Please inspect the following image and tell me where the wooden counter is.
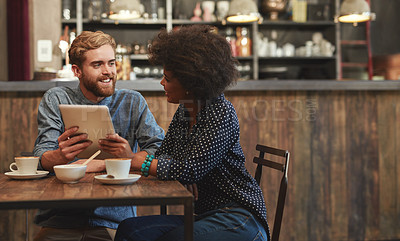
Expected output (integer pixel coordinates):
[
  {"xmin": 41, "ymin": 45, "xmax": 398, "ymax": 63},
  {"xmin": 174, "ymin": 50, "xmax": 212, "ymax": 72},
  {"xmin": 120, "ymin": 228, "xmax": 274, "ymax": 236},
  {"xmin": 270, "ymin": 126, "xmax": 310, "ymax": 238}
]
[
  {"xmin": 0, "ymin": 80, "xmax": 399, "ymax": 241},
  {"xmin": 2, "ymin": 79, "xmax": 400, "ymax": 92}
]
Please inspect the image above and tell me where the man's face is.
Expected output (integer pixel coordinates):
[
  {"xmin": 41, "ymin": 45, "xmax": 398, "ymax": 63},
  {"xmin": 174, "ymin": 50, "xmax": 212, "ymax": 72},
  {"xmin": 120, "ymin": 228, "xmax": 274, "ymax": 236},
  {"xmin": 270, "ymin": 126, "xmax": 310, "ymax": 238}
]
[{"xmin": 73, "ymin": 44, "xmax": 117, "ymax": 102}]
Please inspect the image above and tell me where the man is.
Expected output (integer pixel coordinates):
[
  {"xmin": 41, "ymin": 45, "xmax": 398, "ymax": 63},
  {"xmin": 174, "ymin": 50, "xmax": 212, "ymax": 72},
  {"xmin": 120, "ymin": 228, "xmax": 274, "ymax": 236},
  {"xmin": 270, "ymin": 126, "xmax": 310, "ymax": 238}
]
[{"xmin": 33, "ymin": 31, "xmax": 164, "ymax": 241}]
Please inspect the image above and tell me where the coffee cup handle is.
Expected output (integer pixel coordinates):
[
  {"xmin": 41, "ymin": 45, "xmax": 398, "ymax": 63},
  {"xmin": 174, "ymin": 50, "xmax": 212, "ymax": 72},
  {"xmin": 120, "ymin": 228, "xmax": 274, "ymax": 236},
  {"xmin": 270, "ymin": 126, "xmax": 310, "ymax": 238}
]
[{"xmin": 9, "ymin": 162, "xmax": 18, "ymax": 172}]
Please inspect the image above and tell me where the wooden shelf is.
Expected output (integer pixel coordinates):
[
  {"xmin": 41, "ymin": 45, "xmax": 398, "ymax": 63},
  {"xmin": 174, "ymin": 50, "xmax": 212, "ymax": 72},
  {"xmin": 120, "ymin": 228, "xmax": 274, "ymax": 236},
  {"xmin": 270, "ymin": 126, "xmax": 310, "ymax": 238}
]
[
  {"xmin": 341, "ymin": 40, "xmax": 368, "ymax": 45},
  {"xmin": 130, "ymin": 55, "xmax": 148, "ymax": 60},
  {"xmin": 341, "ymin": 62, "xmax": 368, "ymax": 68}
]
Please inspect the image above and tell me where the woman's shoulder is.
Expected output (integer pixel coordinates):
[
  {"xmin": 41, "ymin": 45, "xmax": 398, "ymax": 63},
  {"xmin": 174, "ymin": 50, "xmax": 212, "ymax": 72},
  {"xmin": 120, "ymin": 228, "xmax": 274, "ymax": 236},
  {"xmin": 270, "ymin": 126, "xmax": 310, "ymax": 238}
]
[
  {"xmin": 207, "ymin": 94, "xmax": 235, "ymax": 112},
  {"xmin": 200, "ymin": 95, "xmax": 237, "ymax": 122}
]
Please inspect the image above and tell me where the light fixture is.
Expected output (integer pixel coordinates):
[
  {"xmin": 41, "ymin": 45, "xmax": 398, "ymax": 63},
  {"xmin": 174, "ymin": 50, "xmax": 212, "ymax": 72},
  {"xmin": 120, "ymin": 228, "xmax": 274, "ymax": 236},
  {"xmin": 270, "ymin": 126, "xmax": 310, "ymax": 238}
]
[
  {"xmin": 226, "ymin": 0, "xmax": 262, "ymax": 23},
  {"xmin": 338, "ymin": 0, "xmax": 375, "ymax": 24},
  {"xmin": 109, "ymin": 0, "xmax": 142, "ymax": 20}
]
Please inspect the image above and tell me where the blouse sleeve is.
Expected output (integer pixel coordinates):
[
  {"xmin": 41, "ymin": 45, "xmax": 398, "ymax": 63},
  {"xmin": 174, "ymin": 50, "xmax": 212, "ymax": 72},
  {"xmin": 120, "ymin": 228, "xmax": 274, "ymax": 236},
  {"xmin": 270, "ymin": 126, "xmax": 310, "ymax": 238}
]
[{"xmin": 157, "ymin": 100, "xmax": 240, "ymax": 184}]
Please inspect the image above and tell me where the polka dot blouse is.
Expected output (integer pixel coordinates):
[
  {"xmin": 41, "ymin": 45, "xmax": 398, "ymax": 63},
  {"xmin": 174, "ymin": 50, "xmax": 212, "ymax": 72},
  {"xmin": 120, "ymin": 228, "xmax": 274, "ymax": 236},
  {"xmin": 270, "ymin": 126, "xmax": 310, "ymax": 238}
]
[{"xmin": 156, "ymin": 94, "xmax": 269, "ymax": 234}]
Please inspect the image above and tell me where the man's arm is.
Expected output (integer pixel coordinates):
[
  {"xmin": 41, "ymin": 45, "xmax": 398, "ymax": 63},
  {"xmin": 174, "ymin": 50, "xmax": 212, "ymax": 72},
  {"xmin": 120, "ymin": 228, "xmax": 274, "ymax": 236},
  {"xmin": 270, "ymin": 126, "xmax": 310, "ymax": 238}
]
[
  {"xmin": 134, "ymin": 98, "xmax": 165, "ymax": 155},
  {"xmin": 33, "ymin": 89, "xmax": 92, "ymax": 171}
]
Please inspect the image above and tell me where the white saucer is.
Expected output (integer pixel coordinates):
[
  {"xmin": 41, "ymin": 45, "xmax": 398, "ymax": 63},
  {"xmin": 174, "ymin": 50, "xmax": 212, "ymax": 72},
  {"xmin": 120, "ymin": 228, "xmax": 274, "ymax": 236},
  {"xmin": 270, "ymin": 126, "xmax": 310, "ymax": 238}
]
[
  {"xmin": 4, "ymin": 170, "xmax": 49, "ymax": 180},
  {"xmin": 95, "ymin": 174, "xmax": 141, "ymax": 185}
]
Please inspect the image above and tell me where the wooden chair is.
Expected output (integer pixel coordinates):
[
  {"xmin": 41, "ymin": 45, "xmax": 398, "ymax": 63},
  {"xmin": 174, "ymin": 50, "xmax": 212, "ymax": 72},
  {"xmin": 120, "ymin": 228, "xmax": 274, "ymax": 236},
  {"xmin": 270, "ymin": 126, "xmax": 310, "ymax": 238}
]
[{"xmin": 253, "ymin": 144, "xmax": 290, "ymax": 241}]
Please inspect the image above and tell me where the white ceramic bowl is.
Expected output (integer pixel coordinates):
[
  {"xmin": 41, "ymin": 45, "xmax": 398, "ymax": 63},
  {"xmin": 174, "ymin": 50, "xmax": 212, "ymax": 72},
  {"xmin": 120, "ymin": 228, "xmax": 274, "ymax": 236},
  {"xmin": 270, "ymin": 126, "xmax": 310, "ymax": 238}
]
[{"xmin": 54, "ymin": 164, "xmax": 86, "ymax": 183}]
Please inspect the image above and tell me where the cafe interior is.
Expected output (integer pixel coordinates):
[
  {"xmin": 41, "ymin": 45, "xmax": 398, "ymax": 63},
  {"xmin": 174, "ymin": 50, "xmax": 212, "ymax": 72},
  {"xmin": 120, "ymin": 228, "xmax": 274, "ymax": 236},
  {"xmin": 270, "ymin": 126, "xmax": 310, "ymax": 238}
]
[{"xmin": 1, "ymin": 0, "xmax": 399, "ymax": 240}]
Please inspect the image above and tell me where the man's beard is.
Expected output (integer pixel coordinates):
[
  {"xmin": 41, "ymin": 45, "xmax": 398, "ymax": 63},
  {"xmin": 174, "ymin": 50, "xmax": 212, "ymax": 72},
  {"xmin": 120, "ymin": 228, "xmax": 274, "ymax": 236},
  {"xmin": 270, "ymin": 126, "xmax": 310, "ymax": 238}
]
[{"xmin": 81, "ymin": 73, "xmax": 116, "ymax": 97}]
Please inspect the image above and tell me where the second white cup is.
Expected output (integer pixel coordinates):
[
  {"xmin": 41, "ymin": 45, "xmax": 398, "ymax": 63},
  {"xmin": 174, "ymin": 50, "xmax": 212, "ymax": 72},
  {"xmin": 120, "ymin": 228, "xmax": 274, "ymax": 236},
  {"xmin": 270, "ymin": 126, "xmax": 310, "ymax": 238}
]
[
  {"xmin": 9, "ymin": 156, "xmax": 39, "ymax": 174},
  {"xmin": 105, "ymin": 158, "xmax": 131, "ymax": 179}
]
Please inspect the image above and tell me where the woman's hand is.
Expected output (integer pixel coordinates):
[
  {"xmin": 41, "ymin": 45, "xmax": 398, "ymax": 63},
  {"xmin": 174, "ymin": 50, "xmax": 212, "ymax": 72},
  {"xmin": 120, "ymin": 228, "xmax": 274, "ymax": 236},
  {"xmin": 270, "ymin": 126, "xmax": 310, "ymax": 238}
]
[
  {"xmin": 130, "ymin": 151, "xmax": 150, "ymax": 171},
  {"xmin": 73, "ymin": 159, "xmax": 106, "ymax": 173},
  {"xmin": 184, "ymin": 184, "xmax": 198, "ymax": 201}
]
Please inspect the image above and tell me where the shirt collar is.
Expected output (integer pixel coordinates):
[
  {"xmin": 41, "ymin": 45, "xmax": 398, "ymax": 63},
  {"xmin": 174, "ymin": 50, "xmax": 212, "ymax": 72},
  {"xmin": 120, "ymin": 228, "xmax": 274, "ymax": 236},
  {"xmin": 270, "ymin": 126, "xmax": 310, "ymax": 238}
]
[{"xmin": 74, "ymin": 85, "xmax": 114, "ymax": 105}]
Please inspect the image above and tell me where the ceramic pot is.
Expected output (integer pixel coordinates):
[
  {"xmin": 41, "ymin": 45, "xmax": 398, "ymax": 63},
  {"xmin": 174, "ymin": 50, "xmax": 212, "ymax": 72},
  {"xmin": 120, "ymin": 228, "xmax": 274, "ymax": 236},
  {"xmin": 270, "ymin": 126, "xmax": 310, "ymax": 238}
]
[
  {"xmin": 173, "ymin": 0, "xmax": 197, "ymax": 19},
  {"xmin": 262, "ymin": 0, "xmax": 287, "ymax": 20}
]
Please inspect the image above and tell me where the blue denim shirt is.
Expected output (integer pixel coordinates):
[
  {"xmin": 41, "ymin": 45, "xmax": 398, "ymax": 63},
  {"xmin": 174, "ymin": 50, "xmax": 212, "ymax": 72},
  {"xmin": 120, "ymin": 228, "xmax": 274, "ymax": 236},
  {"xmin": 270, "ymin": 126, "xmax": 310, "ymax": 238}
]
[{"xmin": 33, "ymin": 85, "xmax": 165, "ymax": 229}]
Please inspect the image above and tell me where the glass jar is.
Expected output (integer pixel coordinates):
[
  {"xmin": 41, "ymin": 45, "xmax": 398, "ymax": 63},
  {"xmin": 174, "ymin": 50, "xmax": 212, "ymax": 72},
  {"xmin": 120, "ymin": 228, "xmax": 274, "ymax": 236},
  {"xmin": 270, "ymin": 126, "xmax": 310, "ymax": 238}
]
[
  {"xmin": 236, "ymin": 27, "xmax": 252, "ymax": 57},
  {"xmin": 225, "ymin": 27, "xmax": 237, "ymax": 57},
  {"xmin": 115, "ymin": 44, "xmax": 132, "ymax": 80}
]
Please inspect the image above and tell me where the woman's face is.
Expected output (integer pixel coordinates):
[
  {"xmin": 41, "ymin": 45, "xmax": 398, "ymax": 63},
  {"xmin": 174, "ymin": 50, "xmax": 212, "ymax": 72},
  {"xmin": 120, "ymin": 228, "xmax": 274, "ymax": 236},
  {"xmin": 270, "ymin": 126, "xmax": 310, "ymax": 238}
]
[{"xmin": 160, "ymin": 69, "xmax": 188, "ymax": 104}]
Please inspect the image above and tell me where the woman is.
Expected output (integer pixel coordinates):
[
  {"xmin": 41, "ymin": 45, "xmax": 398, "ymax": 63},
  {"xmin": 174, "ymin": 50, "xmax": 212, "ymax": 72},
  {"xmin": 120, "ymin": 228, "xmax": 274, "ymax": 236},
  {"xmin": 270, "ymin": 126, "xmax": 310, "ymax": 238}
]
[{"xmin": 115, "ymin": 25, "xmax": 269, "ymax": 241}]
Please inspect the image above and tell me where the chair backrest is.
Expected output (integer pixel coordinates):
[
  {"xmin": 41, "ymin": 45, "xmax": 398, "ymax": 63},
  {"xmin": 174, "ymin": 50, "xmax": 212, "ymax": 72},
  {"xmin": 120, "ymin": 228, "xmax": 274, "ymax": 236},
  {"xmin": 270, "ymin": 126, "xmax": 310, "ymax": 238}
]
[{"xmin": 253, "ymin": 144, "xmax": 290, "ymax": 241}]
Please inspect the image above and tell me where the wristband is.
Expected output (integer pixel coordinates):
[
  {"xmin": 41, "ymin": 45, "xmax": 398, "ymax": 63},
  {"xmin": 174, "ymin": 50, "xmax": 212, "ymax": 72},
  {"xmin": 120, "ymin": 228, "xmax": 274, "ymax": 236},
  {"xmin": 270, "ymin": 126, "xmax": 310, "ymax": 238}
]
[{"xmin": 141, "ymin": 154, "xmax": 154, "ymax": 177}]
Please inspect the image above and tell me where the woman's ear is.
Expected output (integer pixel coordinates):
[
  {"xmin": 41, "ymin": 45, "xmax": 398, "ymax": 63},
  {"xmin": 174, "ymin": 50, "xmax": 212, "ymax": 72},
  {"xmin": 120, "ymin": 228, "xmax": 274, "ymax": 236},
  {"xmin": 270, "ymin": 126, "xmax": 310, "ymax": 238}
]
[{"xmin": 71, "ymin": 64, "xmax": 82, "ymax": 78}]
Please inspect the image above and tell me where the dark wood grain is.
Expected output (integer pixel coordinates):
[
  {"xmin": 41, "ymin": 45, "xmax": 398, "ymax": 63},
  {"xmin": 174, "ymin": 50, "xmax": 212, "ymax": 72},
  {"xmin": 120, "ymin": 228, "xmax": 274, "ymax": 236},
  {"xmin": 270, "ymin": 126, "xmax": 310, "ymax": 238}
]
[
  {"xmin": 0, "ymin": 174, "xmax": 192, "ymax": 208},
  {"xmin": 328, "ymin": 91, "xmax": 348, "ymax": 241},
  {"xmin": 376, "ymin": 92, "xmax": 400, "ymax": 240},
  {"xmin": 308, "ymin": 92, "xmax": 330, "ymax": 241},
  {"xmin": 1, "ymin": 90, "xmax": 400, "ymax": 241},
  {"xmin": 291, "ymin": 92, "xmax": 313, "ymax": 241}
]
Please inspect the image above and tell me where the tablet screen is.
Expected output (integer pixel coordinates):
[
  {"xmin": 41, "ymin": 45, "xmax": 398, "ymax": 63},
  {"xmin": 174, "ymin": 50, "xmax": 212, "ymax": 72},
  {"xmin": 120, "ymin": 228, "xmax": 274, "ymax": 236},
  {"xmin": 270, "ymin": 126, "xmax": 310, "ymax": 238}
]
[{"xmin": 59, "ymin": 104, "xmax": 116, "ymax": 159}]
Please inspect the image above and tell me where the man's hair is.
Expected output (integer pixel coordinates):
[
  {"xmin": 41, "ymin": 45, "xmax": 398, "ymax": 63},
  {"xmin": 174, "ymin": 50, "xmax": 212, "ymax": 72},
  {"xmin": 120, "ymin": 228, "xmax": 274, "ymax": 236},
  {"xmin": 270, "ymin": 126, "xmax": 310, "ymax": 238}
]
[
  {"xmin": 148, "ymin": 25, "xmax": 239, "ymax": 101},
  {"xmin": 68, "ymin": 31, "xmax": 116, "ymax": 67}
]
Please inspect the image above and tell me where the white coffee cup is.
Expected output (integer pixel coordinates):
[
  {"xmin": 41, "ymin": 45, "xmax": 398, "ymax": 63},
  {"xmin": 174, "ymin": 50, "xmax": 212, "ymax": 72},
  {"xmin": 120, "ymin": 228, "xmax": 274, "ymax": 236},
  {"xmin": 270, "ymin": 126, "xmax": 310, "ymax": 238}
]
[
  {"xmin": 105, "ymin": 158, "xmax": 131, "ymax": 179},
  {"xmin": 9, "ymin": 156, "xmax": 39, "ymax": 174}
]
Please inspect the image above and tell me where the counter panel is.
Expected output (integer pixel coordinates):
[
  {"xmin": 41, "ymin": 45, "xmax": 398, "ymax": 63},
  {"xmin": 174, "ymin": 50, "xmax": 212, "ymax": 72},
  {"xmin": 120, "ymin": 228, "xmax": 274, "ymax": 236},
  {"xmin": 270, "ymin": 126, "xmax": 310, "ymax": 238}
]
[
  {"xmin": 0, "ymin": 88, "xmax": 399, "ymax": 241},
  {"xmin": 2, "ymin": 79, "xmax": 400, "ymax": 92}
]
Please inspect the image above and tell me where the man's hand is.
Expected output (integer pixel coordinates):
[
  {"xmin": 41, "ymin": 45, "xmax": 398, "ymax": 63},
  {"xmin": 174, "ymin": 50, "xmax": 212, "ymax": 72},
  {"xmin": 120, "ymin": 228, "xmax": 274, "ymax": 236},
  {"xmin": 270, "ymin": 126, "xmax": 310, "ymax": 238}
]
[
  {"xmin": 41, "ymin": 127, "xmax": 92, "ymax": 171},
  {"xmin": 58, "ymin": 127, "xmax": 92, "ymax": 162},
  {"xmin": 98, "ymin": 133, "xmax": 134, "ymax": 158}
]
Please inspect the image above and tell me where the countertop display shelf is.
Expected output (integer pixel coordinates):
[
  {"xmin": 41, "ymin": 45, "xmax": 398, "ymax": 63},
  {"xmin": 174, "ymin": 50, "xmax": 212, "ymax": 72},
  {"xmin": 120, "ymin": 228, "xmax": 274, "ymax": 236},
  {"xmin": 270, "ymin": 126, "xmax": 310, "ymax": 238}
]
[{"xmin": 61, "ymin": 0, "xmax": 340, "ymax": 80}]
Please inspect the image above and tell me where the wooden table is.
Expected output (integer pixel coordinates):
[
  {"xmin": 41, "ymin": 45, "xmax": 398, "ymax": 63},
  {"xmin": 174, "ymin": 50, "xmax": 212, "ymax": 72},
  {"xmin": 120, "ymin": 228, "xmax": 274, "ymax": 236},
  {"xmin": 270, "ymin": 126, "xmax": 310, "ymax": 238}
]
[{"xmin": 0, "ymin": 173, "xmax": 194, "ymax": 241}]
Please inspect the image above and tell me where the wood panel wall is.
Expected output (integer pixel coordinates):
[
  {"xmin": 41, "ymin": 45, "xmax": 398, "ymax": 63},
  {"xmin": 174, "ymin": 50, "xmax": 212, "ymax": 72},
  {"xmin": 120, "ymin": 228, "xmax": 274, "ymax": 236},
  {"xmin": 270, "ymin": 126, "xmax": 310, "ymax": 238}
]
[{"xmin": 0, "ymin": 90, "xmax": 399, "ymax": 241}]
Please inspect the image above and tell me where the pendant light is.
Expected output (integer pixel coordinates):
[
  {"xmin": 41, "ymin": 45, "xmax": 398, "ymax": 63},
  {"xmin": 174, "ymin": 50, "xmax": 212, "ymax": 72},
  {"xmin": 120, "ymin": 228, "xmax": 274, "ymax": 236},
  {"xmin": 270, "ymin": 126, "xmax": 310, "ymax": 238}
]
[
  {"xmin": 109, "ymin": 0, "xmax": 142, "ymax": 20},
  {"xmin": 226, "ymin": 0, "xmax": 262, "ymax": 23},
  {"xmin": 338, "ymin": 0, "xmax": 375, "ymax": 24}
]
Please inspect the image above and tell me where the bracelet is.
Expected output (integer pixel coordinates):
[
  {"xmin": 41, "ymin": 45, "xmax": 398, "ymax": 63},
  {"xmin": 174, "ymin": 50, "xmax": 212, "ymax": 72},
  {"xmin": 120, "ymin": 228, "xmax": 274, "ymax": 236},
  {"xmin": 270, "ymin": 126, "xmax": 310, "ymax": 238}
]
[{"xmin": 141, "ymin": 154, "xmax": 154, "ymax": 177}]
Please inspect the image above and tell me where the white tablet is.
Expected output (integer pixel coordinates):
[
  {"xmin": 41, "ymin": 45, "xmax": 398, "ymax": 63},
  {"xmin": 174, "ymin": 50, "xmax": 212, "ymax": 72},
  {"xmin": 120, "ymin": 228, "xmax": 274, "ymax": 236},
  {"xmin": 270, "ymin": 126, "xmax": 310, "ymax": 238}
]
[{"xmin": 59, "ymin": 104, "xmax": 116, "ymax": 159}]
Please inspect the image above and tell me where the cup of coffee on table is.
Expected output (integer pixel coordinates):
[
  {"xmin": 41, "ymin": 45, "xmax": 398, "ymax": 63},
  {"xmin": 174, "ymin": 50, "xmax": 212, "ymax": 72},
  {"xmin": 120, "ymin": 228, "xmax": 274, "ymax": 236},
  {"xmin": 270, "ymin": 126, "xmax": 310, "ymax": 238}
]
[
  {"xmin": 9, "ymin": 156, "xmax": 39, "ymax": 174},
  {"xmin": 105, "ymin": 158, "xmax": 131, "ymax": 178}
]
